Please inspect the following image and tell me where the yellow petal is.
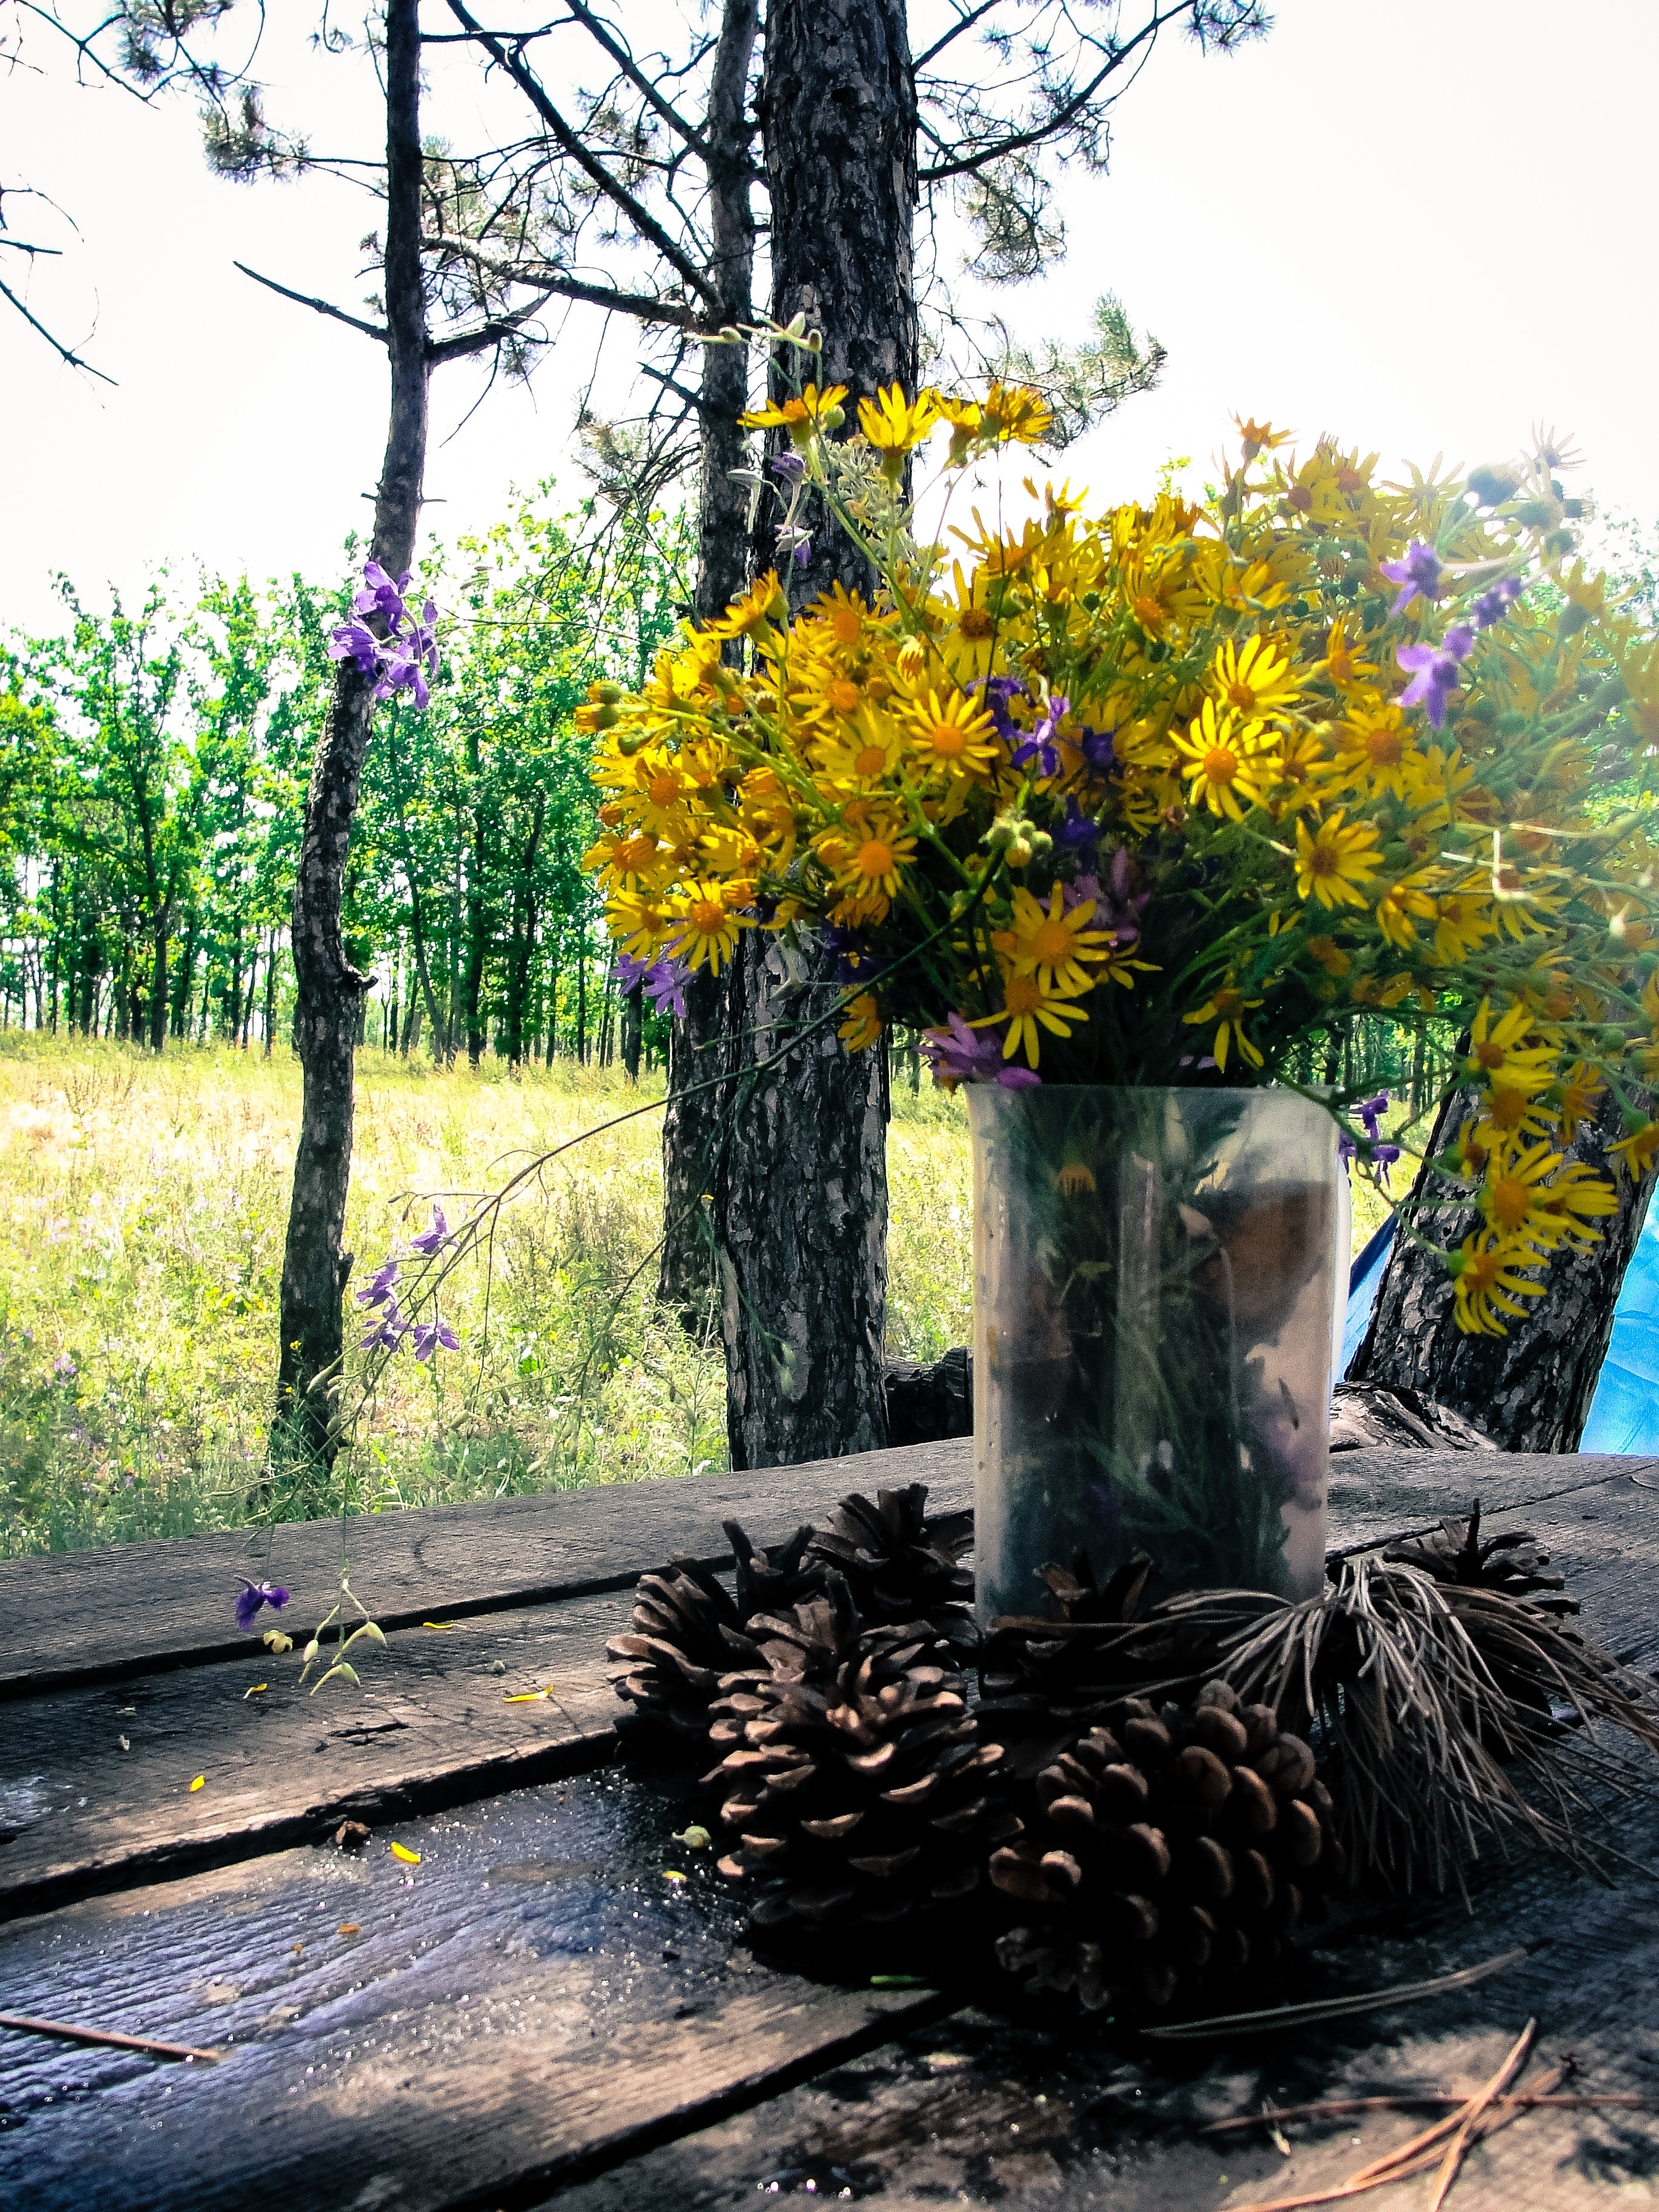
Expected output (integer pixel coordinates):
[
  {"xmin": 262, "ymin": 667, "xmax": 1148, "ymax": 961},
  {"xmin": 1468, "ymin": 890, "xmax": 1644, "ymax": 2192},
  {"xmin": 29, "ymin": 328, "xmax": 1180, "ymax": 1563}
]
[
  {"xmin": 263, "ymin": 1631, "xmax": 293, "ymax": 1654},
  {"xmin": 244, "ymin": 1683, "xmax": 268, "ymax": 1699},
  {"xmin": 389, "ymin": 1842, "xmax": 422, "ymax": 1865},
  {"xmin": 421, "ymin": 1621, "xmax": 456, "ymax": 1631},
  {"xmin": 663, "ymin": 1870, "xmax": 688, "ymax": 1884},
  {"xmin": 189, "ymin": 1775, "xmax": 206, "ymax": 1792},
  {"xmin": 503, "ymin": 1689, "xmax": 548, "ymax": 1703}
]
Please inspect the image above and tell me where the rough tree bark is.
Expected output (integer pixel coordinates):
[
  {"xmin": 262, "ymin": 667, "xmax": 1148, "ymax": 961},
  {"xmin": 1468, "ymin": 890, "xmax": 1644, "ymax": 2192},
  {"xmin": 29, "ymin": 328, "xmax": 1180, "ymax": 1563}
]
[
  {"xmin": 657, "ymin": 0, "xmax": 760, "ymax": 1320},
  {"xmin": 1349, "ymin": 1082, "xmax": 1658, "ymax": 1451},
  {"xmin": 712, "ymin": 0, "xmax": 917, "ymax": 1466},
  {"xmin": 272, "ymin": 0, "xmax": 427, "ymax": 1472}
]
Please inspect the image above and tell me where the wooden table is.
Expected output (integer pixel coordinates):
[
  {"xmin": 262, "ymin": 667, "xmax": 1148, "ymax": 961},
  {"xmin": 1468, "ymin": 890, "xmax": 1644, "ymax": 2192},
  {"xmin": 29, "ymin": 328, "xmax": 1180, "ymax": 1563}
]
[{"xmin": 5, "ymin": 1441, "xmax": 1659, "ymax": 2211}]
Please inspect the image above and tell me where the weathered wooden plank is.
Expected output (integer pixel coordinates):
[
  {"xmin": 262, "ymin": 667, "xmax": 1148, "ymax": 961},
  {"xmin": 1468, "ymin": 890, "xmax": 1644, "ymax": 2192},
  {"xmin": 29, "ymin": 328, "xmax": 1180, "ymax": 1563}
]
[
  {"xmin": 1327, "ymin": 1448, "xmax": 1659, "ymax": 1556},
  {"xmin": 0, "ymin": 1768, "xmax": 951, "ymax": 2212},
  {"xmin": 0, "ymin": 1439, "xmax": 972, "ymax": 1697},
  {"xmin": 0, "ymin": 1594, "xmax": 629, "ymax": 1920}
]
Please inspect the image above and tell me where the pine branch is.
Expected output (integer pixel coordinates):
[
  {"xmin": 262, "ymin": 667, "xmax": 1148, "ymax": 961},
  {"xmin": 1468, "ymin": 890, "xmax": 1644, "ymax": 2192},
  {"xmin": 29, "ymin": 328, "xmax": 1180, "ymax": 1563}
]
[
  {"xmin": 558, "ymin": 0, "xmax": 713, "ymax": 158},
  {"xmin": 446, "ymin": 0, "xmax": 720, "ymax": 307},
  {"xmin": 0, "ymin": 268, "xmax": 115, "ymax": 381}
]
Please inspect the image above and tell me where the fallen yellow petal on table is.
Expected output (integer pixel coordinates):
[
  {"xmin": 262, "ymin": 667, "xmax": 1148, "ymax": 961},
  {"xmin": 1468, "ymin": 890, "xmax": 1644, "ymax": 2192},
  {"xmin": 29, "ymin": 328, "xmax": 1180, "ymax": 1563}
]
[
  {"xmin": 189, "ymin": 1775, "xmax": 205, "ymax": 1792},
  {"xmin": 263, "ymin": 1630, "xmax": 293, "ymax": 1654},
  {"xmin": 338, "ymin": 1923, "xmax": 360, "ymax": 1936},
  {"xmin": 244, "ymin": 1683, "xmax": 267, "ymax": 1698},
  {"xmin": 389, "ymin": 1842, "xmax": 421, "ymax": 1865}
]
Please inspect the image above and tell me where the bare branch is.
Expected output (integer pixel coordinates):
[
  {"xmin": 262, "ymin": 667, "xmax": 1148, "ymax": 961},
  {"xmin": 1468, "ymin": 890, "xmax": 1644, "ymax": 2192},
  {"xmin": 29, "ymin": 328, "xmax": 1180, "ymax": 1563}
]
[
  {"xmin": 919, "ymin": 3, "xmax": 1175, "ymax": 183},
  {"xmin": 0, "ymin": 266, "xmax": 115, "ymax": 381},
  {"xmin": 424, "ymin": 286, "xmax": 558, "ymax": 363},
  {"xmin": 423, "ymin": 235, "xmax": 714, "ymax": 333},
  {"xmin": 232, "ymin": 260, "xmax": 389, "ymax": 343},
  {"xmin": 445, "ymin": 0, "xmax": 720, "ymax": 306},
  {"xmin": 558, "ymin": 0, "xmax": 712, "ymax": 158},
  {"xmin": 912, "ymin": 0, "xmax": 1002, "ymax": 73}
]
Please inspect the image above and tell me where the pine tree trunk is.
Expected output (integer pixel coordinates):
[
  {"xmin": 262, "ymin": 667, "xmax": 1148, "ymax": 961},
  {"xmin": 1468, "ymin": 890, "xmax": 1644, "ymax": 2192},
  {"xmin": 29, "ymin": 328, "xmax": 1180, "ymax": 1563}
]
[
  {"xmin": 658, "ymin": 0, "xmax": 759, "ymax": 1319},
  {"xmin": 273, "ymin": 0, "xmax": 427, "ymax": 1474},
  {"xmin": 717, "ymin": 930, "xmax": 890, "ymax": 1467},
  {"xmin": 707, "ymin": 0, "xmax": 916, "ymax": 1462},
  {"xmin": 1349, "ymin": 1082, "xmax": 1658, "ymax": 1450}
]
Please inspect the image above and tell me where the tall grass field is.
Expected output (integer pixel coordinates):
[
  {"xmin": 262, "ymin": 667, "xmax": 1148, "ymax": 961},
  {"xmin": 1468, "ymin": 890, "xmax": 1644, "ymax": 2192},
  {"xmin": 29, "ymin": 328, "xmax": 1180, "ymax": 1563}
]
[{"xmin": 0, "ymin": 1039, "xmax": 1391, "ymax": 1557}]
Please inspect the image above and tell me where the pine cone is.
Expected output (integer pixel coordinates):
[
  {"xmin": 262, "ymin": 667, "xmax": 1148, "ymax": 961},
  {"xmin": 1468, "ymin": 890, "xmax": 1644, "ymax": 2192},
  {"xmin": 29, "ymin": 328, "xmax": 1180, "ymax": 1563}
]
[
  {"xmin": 708, "ymin": 1576, "xmax": 1010, "ymax": 1931},
  {"xmin": 978, "ymin": 1552, "xmax": 1200, "ymax": 1757},
  {"xmin": 606, "ymin": 1521, "xmax": 822, "ymax": 1742},
  {"xmin": 990, "ymin": 1678, "xmax": 1346, "ymax": 2013},
  {"xmin": 1384, "ymin": 1500, "xmax": 1577, "ymax": 1617},
  {"xmin": 805, "ymin": 1483, "xmax": 976, "ymax": 1647}
]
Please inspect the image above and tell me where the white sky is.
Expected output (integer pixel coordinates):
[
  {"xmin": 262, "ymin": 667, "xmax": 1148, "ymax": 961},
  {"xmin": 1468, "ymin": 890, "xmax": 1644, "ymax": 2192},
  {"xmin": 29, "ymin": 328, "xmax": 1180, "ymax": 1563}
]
[{"xmin": 4, "ymin": 0, "xmax": 1657, "ymax": 638}]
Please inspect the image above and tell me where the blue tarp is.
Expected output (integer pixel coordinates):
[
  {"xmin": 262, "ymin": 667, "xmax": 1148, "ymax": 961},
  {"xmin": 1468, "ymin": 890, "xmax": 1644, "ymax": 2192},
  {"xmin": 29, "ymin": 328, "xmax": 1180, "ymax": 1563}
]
[{"xmin": 1340, "ymin": 1204, "xmax": 1659, "ymax": 1452}]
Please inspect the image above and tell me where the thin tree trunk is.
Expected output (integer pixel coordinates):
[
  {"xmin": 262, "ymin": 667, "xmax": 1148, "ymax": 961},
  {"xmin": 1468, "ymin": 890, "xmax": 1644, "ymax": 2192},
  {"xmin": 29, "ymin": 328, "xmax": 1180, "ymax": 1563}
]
[
  {"xmin": 659, "ymin": 0, "xmax": 759, "ymax": 1319},
  {"xmin": 717, "ymin": 930, "xmax": 890, "ymax": 1467},
  {"xmin": 263, "ymin": 928, "xmax": 277, "ymax": 1056},
  {"xmin": 147, "ymin": 916, "xmax": 170, "ymax": 1055},
  {"xmin": 273, "ymin": 0, "xmax": 427, "ymax": 1473},
  {"xmin": 621, "ymin": 983, "xmax": 642, "ymax": 1082},
  {"xmin": 710, "ymin": 0, "xmax": 914, "ymax": 1461},
  {"xmin": 1349, "ymin": 1081, "xmax": 1658, "ymax": 1450}
]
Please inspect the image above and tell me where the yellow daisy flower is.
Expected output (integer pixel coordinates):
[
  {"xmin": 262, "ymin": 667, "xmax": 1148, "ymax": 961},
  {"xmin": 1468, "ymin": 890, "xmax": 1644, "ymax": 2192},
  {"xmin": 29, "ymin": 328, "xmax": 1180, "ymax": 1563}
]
[
  {"xmin": 1208, "ymin": 635, "xmax": 1299, "ymax": 720},
  {"xmin": 1430, "ymin": 893, "xmax": 1497, "ymax": 967},
  {"xmin": 1478, "ymin": 1142, "xmax": 1572, "ymax": 1244},
  {"xmin": 1293, "ymin": 810, "xmax": 1382, "ymax": 908},
  {"xmin": 1172, "ymin": 702, "xmax": 1278, "ymax": 820},
  {"xmin": 664, "ymin": 881, "xmax": 756, "ymax": 975},
  {"xmin": 1555, "ymin": 1061, "xmax": 1605, "ymax": 1140},
  {"xmin": 998, "ymin": 886, "xmax": 1118, "ymax": 997},
  {"xmin": 964, "ymin": 971, "xmax": 1089, "ymax": 1068},
  {"xmin": 705, "ymin": 573, "xmax": 788, "ymax": 642},
  {"xmin": 739, "ymin": 383, "xmax": 848, "ymax": 447},
  {"xmin": 857, "ymin": 384, "xmax": 940, "ymax": 477},
  {"xmin": 1610, "ymin": 1120, "xmax": 1659, "ymax": 1180},
  {"xmin": 1449, "ymin": 1231, "xmax": 1547, "ymax": 1336},
  {"xmin": 1465, "ymin": 999, "xmax": 1558, "ymax": 1095},
  {"xmin": 837, "ymin": 992, "xmax": 884, "ymax": 1051},
  {"xmin": 1324, "ymin": 704, "xmax": 1421, "ymax": 803},
  {"xmin": 1182, "ymin": 974, "xmax": 1265, "ymax": 1071},
  {"xmin": 1531, "ymin": 1161, "xmax": 1618, "ymax": 1250},
  {"xmin": 902, "ymin": 689, "xmax": 1001, "ymax": 779}
]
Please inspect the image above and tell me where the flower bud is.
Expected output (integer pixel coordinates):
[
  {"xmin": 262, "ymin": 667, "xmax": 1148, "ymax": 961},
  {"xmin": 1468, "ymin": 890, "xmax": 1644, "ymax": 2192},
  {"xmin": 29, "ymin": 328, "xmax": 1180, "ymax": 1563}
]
[
  {"xmin": 1027, "ymin": 831, "xmax": 1053, "ymax": 863},
  {"xmin": 595, "ymin": 703, "xmax": 622, "ymax": 729},
  {"xmin": 1005, "ymin": 839, "xmax": 1034, "ymax": 868},
  {"xmin": 1544, "ymin": 528, "xmax": 1578, "ymax": 559},
  {"xmin": 822, "ymin": 404, "xmax": 845, "ymax": 431},
  {"xmin": 594, "ymin": 681, "xmax": 625, "ymax": 705},
  {"xmin": 617, "ymin": 728, "xmax": 651, "ymax": 756},
  {"xmin": 1466, "ymin": 462, "xmax": 1524, "ymax": 507}
]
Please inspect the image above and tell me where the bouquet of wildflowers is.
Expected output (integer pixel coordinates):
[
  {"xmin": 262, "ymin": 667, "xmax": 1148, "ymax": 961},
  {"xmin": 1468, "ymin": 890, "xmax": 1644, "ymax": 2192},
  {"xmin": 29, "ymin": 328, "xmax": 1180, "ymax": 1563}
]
[{"xmin": 581, "ymin": 335, "xmax": 1659, "ymax": 1336}]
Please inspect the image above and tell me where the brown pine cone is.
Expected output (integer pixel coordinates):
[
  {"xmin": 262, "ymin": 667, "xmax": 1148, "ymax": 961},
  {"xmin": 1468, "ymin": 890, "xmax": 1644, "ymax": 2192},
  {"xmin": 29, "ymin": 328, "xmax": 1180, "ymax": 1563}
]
[
  {"xmin": 606, "ymin": 1521, "xmax": 822, "ymax": 1742},
  {"xmin": 805, "ymin": 1483, "xmax": 976, "ymax": 1648},
  {"xmin": 708, "ymin": 1576, "xmax": 1010, "ymax": 1931},
  {"xmin": 1384, "ymin": 1500, "xmax": 1577, "ymax": 1616},
  {"xmin": 989, "ymin": 1678, "xmax": 1346, "ymax": 2013}
]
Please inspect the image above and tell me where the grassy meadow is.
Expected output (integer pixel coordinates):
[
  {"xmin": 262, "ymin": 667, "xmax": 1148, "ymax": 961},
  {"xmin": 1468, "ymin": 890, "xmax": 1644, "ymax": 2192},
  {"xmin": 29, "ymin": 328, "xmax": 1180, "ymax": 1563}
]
[
  {"xmin": 0, "ymin": 1036, "xmax": 1394, "ymax": 1558},
  {"xmin": 0, "ymin": 1037, "xmax": 973, "ymax": 1557}
]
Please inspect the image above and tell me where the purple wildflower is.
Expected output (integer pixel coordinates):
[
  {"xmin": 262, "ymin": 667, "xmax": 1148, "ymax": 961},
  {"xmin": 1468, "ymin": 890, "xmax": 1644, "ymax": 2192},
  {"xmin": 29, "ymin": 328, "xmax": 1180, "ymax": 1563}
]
[
  {"xmin": 327, "ymin": 622, "xmax": 381, "ymax": 679},
  {"xmin": 919, "ymin": 1011, "xmax": 1042, "ymax": 1089},
  {"xmin": 359, "ymin": 1299, "xmax": 410, "ymax": 1355},
  {"xmin": 1078, "ymin": 722, "xmax": 1116, "ymax": 773},
  {"xmin": 643, "ymin": 957, "xmax": 690, "ymax": 1018},
  {"xmin": 53, "ymin": 1353, "xmax": 76, "ymax": 1381},
  {"xmin": 1396, "ymin": 625, "xmax": 1473, "ymax": 729},
  {"xmin": 1087, "ymin": 846, "xmax": 1150, "ymax": 945},
  {"xmin": 355, "ymin": 1258, "xmax": 400, "ymax": 1308},
  {"xmin": 408, "ymin": 1207, "xmax": 449, "ymax": 1258},
  {"xmin": 792, "ymin": 538, "xmax": 813, "ymax": 568},
  {"xmin": 354, "ymin": 560, "xmax": 412, "ymax": 626},
  {"xmin": 1057, "ymin": 798, "xmax": 1101, "ymax": 864},
  {"xmin": 973, "ymin": 675, "xmax": 1024, "ymax": 744},
  {"xmin": 1012, "ymin": 693, "xmax": 1068, "ymax": 778},
  {"xmin": 412, "ymin": 1318, "xmax": 460, "ymax": 1363},
  {"xmin": 1341, "ymin": 1091, "xmax": 1401, "ymax": 1168},
  {"xmin": 1380, "ymin": 540, "xmax": 1444, "ymax": 615},
  {"xmin": 769, "ymin": 451, "xmax": 806, "ymax": 481},
  {"xmin": 235, "ymin": 1577, "xmax": 290, "ymax": 1633},
  {"xmin": 1472, "ymin": 576, "xmax": 1523, "ymax": 629}
]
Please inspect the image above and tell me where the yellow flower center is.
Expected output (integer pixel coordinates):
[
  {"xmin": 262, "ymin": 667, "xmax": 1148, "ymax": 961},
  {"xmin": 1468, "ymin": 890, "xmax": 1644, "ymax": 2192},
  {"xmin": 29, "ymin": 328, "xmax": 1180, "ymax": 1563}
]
[
  {"xmin": 1002, "ymin": 975, "xmax": 1042, "ymax": 1016},
  {"xmin": 1465, "ymin": 1248, "xmax": 1501, "ymax": 1295},
  {"xmin": 930, "ymin": 723, "xmax": 967, "ymax": 759},
  {"xmin": 854, "ymin": 745, "xmax": 887, "ymax": 777},
  {"xmin": 649, "ymin": 773, "xmax": 679, "ymax": 808},
  {"xmin": 826, "ymin": 680, "xmax": 860, "ymax": 713},
  {"xmin": 856, "ymin": 840, "xmax": 894, "ymax": 879},
  {"xmin": 1474, "ymin": 1039, "xmax": 1506, "ymax": 1070},
  {"xmin": 1365, "ymin": 727, "xmax": 1403, "ymax": 768},
  {"xmin": 1202, "ymin": 746, "xmax": 1239, "ymax": 785},
  {"xmin": 1031, "ymin": 920, "xmax": 1073, "ymax": 964},
  {"xmin": 957, "ymin": 607, "xmax": 995, "ymax": 640},
  {"xmin": 1308, "ymin": 840, "xmax": 1340, "ymax": 879},
  {"xmin": 688, "ymin": 899, "xmax": 726, "ymax": 935},
  {"xmin": 1226, "ymin": 683, "xmax": 1258, "ymax": 712},
  {"xmin": 1487, "ymin": 1088, "xmax": 1528, "ymax": 1131},
  {"xmin": 1131, "ymin": 594, "xmax": 1164, "ymax": 630},
  {"xmin": 618, "ymin": 837, "xmax": 656, "ymax": 872},
  {"xmin": 1491, "ymin": 1177, "xmax": 1531, "ymax": 1233},
  {"xmin": 1212, "ymin": 990, "xmax": 1246, "ymax": 1021},
  {"xmin": 1056, "ymin": 1163, "xmax": 1096, "ymax": 1195},
  {"xmin": 831, "ymin": 608, "xmax": 860, "ymax": 645}
]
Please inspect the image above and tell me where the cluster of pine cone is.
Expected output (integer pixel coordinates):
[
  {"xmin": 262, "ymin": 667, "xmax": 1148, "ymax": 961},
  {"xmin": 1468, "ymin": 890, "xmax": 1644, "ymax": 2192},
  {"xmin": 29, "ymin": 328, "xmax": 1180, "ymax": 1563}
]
[{"xmin": 605, "ymin": 1483, "xmax": 1564, "ymax": 2016}]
